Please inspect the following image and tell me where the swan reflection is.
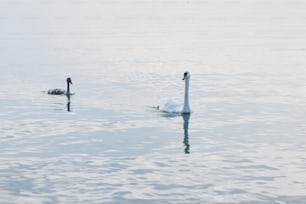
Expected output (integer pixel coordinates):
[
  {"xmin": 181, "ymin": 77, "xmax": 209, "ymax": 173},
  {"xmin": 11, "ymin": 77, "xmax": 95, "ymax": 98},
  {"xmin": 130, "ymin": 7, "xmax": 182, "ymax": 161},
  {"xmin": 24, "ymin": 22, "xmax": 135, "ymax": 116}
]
[
  {"xmin": 66, "ymin": 95, "xmax": 71, "ymax": 112},
  {"xmin": 182, "ymin": 113, "xmax": 190, "ymax": 154}
]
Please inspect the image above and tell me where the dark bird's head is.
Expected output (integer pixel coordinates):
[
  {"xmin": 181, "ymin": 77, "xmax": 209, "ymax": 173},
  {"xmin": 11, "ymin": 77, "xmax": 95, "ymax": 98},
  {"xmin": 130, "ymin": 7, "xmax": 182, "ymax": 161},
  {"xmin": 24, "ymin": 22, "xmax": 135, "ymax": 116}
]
[
  {"xmin": 67, "ymin": 77, "xmax": 72, "ymax": 85},
  {"xmin": 182, "ymin": 71, "xmax": 190, "ymax": 80}
]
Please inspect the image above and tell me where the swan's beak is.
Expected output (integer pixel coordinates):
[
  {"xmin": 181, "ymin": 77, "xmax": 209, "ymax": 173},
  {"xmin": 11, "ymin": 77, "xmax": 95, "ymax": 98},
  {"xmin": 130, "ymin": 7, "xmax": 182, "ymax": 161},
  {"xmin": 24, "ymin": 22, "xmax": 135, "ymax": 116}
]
[{"xmin": 182, "ymin": 73, "xmax": 187, "ymax": 80}]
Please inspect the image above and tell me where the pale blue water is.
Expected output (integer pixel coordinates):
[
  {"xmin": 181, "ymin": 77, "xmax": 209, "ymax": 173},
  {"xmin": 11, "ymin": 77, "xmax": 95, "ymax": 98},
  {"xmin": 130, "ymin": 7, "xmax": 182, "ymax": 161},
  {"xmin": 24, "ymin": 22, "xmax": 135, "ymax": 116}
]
[{"xmin": 1, "ymin": 0, "xmax": 306, "ymax": 203}]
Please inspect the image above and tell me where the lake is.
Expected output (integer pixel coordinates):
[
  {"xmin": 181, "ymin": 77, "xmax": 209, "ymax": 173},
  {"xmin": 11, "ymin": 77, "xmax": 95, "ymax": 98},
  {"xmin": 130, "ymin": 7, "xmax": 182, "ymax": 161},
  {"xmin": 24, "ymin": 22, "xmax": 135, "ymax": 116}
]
[{"xmin": 1, "ymin": 0, "xmax": 306, "ymax": 203}]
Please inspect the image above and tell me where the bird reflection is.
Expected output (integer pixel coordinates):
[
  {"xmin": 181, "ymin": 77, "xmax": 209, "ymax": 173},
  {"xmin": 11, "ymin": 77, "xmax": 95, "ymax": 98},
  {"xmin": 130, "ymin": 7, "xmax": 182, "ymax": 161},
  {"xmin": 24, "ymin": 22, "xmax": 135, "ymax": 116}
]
[
  {"xmin": 182, "ymin": 113, "xmax": 190, "ymax": 154},
  {"xmin": 66, "ymin": 95, "xmax": 71, "ymax": 112}
]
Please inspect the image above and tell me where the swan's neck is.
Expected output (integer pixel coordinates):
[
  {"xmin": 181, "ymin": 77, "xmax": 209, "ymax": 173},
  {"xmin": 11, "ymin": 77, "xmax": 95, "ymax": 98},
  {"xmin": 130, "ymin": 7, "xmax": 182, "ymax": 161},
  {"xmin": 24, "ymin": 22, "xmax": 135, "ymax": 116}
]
[
  {"xmin": 66, "ymin": 82, "xmax": 70, "ymax": 95},
  {"xmin": 183, "ymin": 77, "xmax": 191, "ymax": 113}
]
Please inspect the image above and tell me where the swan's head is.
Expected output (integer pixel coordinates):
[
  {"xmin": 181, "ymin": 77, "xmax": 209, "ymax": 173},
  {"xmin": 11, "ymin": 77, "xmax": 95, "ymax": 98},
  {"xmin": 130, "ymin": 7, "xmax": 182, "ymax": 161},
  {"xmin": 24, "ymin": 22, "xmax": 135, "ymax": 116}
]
[
  {"xmin": 182, "ymin": 71, "xmax": 190, "ymax": 80},
  {"xmin": 66, "ymin": 77, "xmax": 72, "ymax": 85}
]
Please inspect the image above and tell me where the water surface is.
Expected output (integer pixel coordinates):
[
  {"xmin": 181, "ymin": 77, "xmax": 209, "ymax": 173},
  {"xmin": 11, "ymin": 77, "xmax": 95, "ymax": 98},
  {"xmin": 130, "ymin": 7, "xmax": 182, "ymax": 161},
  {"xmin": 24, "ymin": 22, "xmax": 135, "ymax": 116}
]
[{"xmin": 1, "ymin": 0, "xmax": 306, "ymax": 203}]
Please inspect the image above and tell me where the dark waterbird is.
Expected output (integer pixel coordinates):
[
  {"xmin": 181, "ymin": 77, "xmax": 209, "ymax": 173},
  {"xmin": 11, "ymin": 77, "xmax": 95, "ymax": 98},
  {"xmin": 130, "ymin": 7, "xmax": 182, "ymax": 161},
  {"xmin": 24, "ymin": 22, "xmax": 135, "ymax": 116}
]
[{"xmin": 48, "ymin": 77, "xmax": 73, "ymax": 96}]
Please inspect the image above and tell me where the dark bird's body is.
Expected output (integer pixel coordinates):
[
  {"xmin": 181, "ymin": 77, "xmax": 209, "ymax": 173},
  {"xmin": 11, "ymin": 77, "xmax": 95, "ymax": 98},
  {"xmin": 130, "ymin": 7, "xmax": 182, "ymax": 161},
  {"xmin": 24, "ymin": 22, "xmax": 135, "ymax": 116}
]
[{"xmin": 47, "ymin": 88, "xmax": 65, "ymax": 95}]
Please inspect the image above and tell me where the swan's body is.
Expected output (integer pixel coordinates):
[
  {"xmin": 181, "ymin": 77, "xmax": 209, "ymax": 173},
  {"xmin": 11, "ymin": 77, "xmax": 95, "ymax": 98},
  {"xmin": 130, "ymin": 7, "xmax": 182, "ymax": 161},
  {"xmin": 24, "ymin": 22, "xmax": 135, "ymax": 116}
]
[
  {"xmin": 159, "ymin": 71, "xmax": 191, "ymax": 114},
  {"xmin": 48, "ymin": 77, "xmax": 73, "ymax": 96},
  {"xmin": 47, "ymin": 88, "xmax": 65, "ymax": 95}
]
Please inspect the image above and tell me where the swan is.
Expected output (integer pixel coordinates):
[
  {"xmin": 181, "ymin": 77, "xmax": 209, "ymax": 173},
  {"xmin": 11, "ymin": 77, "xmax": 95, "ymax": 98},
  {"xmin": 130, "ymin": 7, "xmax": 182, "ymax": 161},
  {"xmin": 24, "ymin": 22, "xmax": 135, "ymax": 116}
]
[
  {"xmin": 159, "ymin": 71, "xmax": 191, "ymax": 114},
  {"xmin": 48, "ymin": 77, "xmax": 73, "ymax": 96}
]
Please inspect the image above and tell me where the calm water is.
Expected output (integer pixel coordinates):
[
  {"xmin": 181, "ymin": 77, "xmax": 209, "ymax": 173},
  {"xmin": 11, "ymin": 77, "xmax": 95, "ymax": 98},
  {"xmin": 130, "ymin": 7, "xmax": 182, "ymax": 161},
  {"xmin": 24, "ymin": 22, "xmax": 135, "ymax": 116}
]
[{"xmin": 1, "ymin": 0, "xmax": 306, "ymax": 203}]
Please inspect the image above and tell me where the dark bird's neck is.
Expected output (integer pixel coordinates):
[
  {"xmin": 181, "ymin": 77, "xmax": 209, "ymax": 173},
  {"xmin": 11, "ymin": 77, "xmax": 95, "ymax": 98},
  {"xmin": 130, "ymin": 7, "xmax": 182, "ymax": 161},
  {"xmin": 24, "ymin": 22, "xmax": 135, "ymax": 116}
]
[{"xmin": 66, "ymin": 82, "xmax": 70, "ymax": 95}]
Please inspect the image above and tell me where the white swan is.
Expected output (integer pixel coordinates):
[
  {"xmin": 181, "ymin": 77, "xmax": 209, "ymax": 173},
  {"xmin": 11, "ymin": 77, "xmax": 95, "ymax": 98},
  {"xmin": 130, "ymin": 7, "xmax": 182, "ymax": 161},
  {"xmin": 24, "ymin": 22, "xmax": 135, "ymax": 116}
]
[
  {"xmin": 48, "ymin": 77, "xmax": 73, "ymax": 96},
  {"xmin": 159, "ymin": 71, "xmax": 191, "ymax": 114}
]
